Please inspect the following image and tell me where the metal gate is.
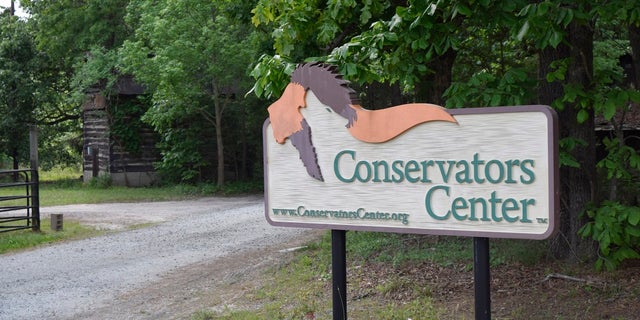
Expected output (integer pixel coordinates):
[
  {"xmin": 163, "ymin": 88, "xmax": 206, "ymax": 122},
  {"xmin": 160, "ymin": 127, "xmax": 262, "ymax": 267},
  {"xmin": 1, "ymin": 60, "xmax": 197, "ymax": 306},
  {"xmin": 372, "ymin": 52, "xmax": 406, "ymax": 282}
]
[{"xmin": 0, "ymin": 169, "xmax": 40, "ymax": 233}]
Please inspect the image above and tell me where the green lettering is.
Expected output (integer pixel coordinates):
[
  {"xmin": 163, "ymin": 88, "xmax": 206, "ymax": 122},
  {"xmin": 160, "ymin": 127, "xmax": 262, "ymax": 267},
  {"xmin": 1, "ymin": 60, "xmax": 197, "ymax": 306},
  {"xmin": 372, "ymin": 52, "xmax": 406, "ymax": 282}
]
[
  {"xmin": 355, "ymin": 161, "xmax": 372, "ymax": 182},
  {"xmin": 455, "ymin": 160, "xmax": 473, "ymax": 183},
  {"xmin": 391, "ymin": 160, "xmax": 405, "ymax": 183},
  {"xmin": 520, "ymin": 198, "xmax": 535, "ymax": 222},
  {"xmin": 504, "ymin": 159, "xmax": 519, "ymax": 184},
  {"xmin": 485, "ymin": 160, "xmax": 505, "ymax": 184},
  {"xmin": 520, "ymin": 159, "xmax": 535, "ymax": 184},
  {"xmin": 472, "ymin": 153, "xmax": 486, "ymax": 183},
  {"xmin": 489, "ymin": 191, "xmax": 503, "ymax": 222},
  {"xmin": 436, "ymin": 160, "xmax": 456, "ymax": 183},
  {"xmin": 469, "ymin": 197, "xmax": 490, "ymax": 221},
  {"xmin": 372, "ymin": 160, "xmax": 390, "ymax": 182},
  {"xmin": 405, "ymin": 160, "xmax": 420, "ymax": 183},
  {"xmin": 425, "ymin": 185, "xmax": 450, "ymax": 220},
  {"xmin": 420, "ymin": 160, "xmax": 434, "ymax": 182},
  {"xmin": 501, "ymin": 198, "xmax": 520, "ymax": 222},
  {"xmin": 334, "ymin": 150, "xmax": 356, "ymax": 182},
  {"xmin": 451, "ymin": 197, "xmax": 468, "ymax": 220}
]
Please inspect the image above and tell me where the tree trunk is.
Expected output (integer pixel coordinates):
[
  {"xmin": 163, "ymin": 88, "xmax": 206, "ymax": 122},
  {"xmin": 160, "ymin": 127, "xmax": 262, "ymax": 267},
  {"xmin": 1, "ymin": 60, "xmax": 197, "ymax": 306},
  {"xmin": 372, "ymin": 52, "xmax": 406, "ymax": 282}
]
[
  {"xmin": 11, "ymin": 147, "xmax": 19, "ymax": 181},
  {"xmin": 239, "ymin": 101, "xmax": 248, "ymax": 181},
  {"xmin": 540, "ymin": 20, "xmax": 597, "ymax": 261},
  {"xmin": 215, "ymin": 109, "xmax": 224, "ymax": 186},
  {"xmin": 213, "ymin": 94, "xmax": 225, "ymax": 187},
  {"xmin": 629, "ymin": 24, "xmax": 640, "ymax": 89}
]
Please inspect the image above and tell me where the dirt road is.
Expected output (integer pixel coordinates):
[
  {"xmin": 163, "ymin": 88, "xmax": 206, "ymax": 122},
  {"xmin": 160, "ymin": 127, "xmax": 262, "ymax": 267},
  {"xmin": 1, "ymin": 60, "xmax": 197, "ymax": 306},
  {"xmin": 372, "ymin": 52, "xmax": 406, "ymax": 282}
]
[{"xmin": 0, "ymin": 196, "xmax": 321, "ymax": 319}]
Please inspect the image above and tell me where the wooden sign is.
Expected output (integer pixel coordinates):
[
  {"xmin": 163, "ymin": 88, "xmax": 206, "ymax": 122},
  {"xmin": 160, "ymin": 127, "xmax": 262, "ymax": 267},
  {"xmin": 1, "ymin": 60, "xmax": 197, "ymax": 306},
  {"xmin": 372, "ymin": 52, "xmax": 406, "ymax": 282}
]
[{"xmin": 263, "ymin": 63, "xmax": 558, "ymax": 240}]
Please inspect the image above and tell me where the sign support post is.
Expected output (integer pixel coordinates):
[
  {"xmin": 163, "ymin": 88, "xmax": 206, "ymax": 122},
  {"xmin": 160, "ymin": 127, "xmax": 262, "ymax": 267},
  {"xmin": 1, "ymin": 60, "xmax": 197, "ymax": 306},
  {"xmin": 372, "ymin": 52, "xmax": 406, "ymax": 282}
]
[
  {"xmin": 332, "ymin": 229, "xmax": 347, "ymax": 320},
  {"xmin": 473, "ymin": 237, "xmax": 491, "ymax": 319}
]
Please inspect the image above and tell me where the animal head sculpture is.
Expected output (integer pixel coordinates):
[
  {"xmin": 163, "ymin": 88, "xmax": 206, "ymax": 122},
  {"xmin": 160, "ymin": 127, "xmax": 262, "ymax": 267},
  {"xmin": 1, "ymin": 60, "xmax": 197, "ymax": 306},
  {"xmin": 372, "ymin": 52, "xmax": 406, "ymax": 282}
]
[{"xmin": 267, "ymin": 62, "xmax": 457, "ymax": 181}]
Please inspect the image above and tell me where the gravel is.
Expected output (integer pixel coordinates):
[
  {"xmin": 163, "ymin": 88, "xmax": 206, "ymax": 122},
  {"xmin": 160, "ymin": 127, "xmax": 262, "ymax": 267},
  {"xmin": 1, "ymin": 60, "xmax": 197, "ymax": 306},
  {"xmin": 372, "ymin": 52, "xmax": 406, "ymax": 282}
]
[{"xmin": 0, "ymin": 196, "xmax": 314, "ymax": 320}]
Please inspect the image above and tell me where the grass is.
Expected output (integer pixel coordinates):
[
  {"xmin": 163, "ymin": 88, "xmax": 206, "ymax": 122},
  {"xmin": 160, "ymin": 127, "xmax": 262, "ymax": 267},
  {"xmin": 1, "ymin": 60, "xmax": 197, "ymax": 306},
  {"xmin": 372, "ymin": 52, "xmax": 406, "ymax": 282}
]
[
  {"xmin": 346, "ymin": 232, "xmax": 548, "ymax": 268},
  {"xmin": 0, "ymin": 180, "xmax": 221, "ymax": 207},
  {"xmin": 1, "ymin": 166, "xmax": 262, "ymax": 207},
  {"xmin": 0, "ymin": 218, "xmax": 99, "ymax": 254},
  {"xmin": 38, "ymin": 181, "xmax": 262, "ymax": 206},
  {"xmin": 192, "ymin": 232, "xmax": 548, "ymax": 320}
]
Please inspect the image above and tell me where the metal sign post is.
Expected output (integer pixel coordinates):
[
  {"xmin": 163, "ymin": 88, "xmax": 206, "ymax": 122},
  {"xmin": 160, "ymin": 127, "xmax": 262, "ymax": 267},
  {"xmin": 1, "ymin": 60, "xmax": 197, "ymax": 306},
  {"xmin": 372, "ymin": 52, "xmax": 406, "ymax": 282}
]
[
  {"xmin": 332, "ymin": 230, "xmax": 347, "ymax": 320},
  {"xmin": 474, "ymin": 237, "xmax": 491, "ymax": 320}
]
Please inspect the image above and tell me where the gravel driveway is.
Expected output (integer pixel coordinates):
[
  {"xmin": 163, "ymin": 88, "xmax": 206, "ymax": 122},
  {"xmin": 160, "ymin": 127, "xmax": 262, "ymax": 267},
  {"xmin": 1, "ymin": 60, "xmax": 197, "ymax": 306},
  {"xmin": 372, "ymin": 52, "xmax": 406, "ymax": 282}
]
[{"xmin": 0, "ymin": 196, "xmax": 320, "ymax": 319}]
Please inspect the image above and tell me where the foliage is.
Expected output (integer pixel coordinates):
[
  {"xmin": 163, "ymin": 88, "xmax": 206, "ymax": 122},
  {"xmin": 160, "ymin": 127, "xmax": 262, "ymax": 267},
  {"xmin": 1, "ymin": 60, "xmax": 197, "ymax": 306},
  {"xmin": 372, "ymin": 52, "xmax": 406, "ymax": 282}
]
[
  {"xmin": 152, "ymin": 123, "xmax": 210, "ymax": 183},
  {"xmin": 581, "ymin": 133, "xmax": 640, "ymax": 270},
  {"xmin": 109, "ymin": 96, "xmax": 149, "ymax": 155},
  {"xmin": 4, "ymin": 1, "xmax": 126, "ymax": 170},
  {"xmin": 444, "ymin": 67, "xmax": 534, "ymax": 107},
  {"xmin": 22, "ymin": 0, "xmax": 131, "ymax": 99},
  {"xmin": 250, "ymin": 0, "xmax": 395, "ymax": 99},
  {"xmin": 579, "ymin": 202, "xmax": 640, "ymax": 271},
  {"xmin": 0, "ymin": 14, "xmax": 39, "ymax": 165},
  {"xmin": 120, "ymin": 0, "xmax": 261, "ymax": 185},
  {"xmin": 37, "ymin": 123, "xmax": 83, "ymax": 170},
  {"xmin": 88, "ymin": 174, "xmax": 112, "ymax": 189},
  {"xmin": 598, "ymin": 137, "xmax": 640, "ymax": 182}
]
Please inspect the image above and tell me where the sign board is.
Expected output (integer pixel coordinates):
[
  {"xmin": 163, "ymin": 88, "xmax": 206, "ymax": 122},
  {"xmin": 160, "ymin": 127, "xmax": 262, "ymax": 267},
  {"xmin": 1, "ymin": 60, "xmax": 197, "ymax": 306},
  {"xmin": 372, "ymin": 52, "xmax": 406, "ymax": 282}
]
[{"xmin": 263, "ymin": 63, "xmax": 558, "ymax": 240}]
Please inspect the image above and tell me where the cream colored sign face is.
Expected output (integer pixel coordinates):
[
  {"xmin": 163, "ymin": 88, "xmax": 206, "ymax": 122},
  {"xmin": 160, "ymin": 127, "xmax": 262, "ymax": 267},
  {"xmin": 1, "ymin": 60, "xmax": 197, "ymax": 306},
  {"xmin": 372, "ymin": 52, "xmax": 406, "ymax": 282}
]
[{"xmin": 264, "ymin": 93, "xmax": 558, "ymax": 239}]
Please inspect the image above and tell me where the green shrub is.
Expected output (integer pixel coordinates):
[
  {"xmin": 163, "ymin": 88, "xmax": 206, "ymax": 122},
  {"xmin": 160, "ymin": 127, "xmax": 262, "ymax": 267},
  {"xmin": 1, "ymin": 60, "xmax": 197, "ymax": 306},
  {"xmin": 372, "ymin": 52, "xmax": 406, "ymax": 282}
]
[
  {"xmin": 88, "ymin": 174, "xmax": 112, "ymax": 189},
  {"xmin": 579, "ymin": 201, "xmax": 640, "ymax": 271}
]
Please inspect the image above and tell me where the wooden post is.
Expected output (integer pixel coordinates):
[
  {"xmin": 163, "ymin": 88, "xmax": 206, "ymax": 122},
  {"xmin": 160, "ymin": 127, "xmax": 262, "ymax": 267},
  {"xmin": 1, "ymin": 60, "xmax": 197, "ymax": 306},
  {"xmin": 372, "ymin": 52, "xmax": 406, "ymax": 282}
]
[
  {"xmin": 91, "ymin": 147, "xmax": 99, "ymax": 177},
  {"xmin": 29, "ymin": 126, "xmax": 40, "ymax": 232}
]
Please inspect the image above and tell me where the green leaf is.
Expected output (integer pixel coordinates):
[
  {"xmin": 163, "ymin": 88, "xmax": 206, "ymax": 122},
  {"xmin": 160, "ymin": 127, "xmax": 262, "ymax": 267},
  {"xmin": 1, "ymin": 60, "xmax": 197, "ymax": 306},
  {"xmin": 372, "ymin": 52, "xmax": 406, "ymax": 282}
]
[
  {"xmin": 625, "ymin": 226, "xmax": 640, "ymax": 237},
  {"xmin": 630, "ymin": 154, "xmax": 640, "ymax": 170},
  {"xmin": 345, "ymin": 63, "xmax": 357, "ymax": 76},
  {"xmin": 490, "ymin": 94, "xmax": 501, "ymax": 106},
  {"xmin": 537, "ymin": 3, "xmax": 549, "ymax": 16},
  {"xmin": 549, "ymin": 30, "xmax": 563, "ymax": 48},
  {"xmin": 603, "ymin": 100, "xmax": 616, "ymax": 120},
  {"xmin": 595, "ymin": 258, "xmax": 604, "ymax": 271},
  {"xmin": 629, "ymin": 209, "xmax": 640, "ymax": 226},
  {"xmin": 389, "ymin": 14, "xmax": 402, "ymax": 30},
  {"xmin": 456, "ymin": 4, "xmax": 472, "ymax": 17},
  {"xmin": 577, "ymin": 109, "xmax": 589, "ymax": 123},
  {"xmin": 561, "ymin": 9, "xmax": 574, "ymax": 27},
  {"xmin": 579, "ymin": 223, "xmax": 593, "ymax": 237},
  {"xmin": 617, "ymin": 90, "xmax": 629, "ymax": 104},
  {"xmin": 516, "ymin": 21, "xmax": 529, "ymax": 41},
  {"xmin": 384, "ymin": 32, "xmax": 398, "ymax": 42}
]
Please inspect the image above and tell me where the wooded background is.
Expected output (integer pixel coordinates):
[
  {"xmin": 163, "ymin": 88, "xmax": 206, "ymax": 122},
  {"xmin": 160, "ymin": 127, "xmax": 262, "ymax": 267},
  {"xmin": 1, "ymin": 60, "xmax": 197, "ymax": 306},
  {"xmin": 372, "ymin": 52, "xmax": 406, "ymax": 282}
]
[{"xmin": 1, "ymin": 0, "xmax": 639, "ymax": 268}]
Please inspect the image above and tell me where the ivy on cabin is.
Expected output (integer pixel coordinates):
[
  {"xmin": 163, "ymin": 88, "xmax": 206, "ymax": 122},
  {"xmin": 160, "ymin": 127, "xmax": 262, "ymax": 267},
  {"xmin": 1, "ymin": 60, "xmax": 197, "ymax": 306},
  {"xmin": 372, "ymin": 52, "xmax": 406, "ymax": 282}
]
[{"xmin": 109, "ymin": 96, "xmax": 149, "ymax": 155}]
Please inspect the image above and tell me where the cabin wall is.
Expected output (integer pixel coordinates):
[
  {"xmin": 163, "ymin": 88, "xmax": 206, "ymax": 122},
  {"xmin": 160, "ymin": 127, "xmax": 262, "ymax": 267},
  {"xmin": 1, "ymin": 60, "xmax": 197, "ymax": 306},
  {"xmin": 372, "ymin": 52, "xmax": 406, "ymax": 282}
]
[
  {"xmin": 82, "ymin": 90, "xmax": 160, "ymax": 187},
  {"xmin": 82, "ymin": 91, "xmax": 111, "ymax": 182}
]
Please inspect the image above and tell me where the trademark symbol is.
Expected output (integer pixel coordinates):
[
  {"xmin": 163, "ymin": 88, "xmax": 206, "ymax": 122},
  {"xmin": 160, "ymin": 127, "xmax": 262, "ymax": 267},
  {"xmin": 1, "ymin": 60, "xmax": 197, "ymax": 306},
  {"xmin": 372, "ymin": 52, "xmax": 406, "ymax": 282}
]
[{"xmin": 536, "ymin": 218, "xmax": 548, "ymax": 224}]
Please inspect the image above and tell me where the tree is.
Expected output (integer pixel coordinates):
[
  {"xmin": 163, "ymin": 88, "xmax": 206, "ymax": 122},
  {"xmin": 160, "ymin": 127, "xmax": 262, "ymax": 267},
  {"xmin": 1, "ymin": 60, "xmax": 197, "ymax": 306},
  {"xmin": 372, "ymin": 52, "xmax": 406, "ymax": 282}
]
[
  {"xmin": 250, "ymin": 0, "xmax": 399, "ymax": 103},
  {"xmin": 18, "ymin": 0, "xmax": 133, "ymax": 170},
  {"xmin": 0, "ymin": 12, "xmax": 38, "ymax": 170},
  {"xmin": 21, "ymin": 0, "xmax": 131, "ymax": 98},
  {"xmin": 120, "ymin": 0, "xmax": 260, "ymax": 185}
]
